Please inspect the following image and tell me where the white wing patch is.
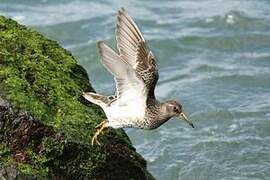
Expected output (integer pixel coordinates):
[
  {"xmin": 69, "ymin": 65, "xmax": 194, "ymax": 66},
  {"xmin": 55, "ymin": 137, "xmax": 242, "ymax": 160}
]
[{"xmin": 97, "ymin": 41, "xmax": 147, "ymax": 106}]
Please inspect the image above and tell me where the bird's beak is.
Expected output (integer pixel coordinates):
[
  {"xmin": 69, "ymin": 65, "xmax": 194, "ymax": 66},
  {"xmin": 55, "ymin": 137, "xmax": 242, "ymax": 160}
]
[{"xmin": 179, "ymin": 112, "xmax": 194, "ymax": 128}]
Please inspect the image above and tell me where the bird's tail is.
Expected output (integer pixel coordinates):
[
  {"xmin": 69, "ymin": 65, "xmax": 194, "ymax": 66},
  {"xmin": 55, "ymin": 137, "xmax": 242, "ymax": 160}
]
[{"xmin": 83, "ymin": 92, "xmax": 108, "ymax": 108}]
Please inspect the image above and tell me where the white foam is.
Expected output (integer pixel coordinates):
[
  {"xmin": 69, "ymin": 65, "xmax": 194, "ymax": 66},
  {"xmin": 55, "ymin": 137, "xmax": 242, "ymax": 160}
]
[
  {"xmin": 13, "ymin": 15, "xmax": 25, "ymax": 21},
  {"xmin": 226, "ymin": 14, "xmax": 235, "ymax": 24},
  {"xmin": 205, "ymin": 17, "xmax": 214, "ymax": 23},
  {"xmin": 229, "ymin": 124, "xmax": 238, "ymax": 132},
  {"xmin": 1, "ymin": 1, "xmax": 114, "ymax": 26}
]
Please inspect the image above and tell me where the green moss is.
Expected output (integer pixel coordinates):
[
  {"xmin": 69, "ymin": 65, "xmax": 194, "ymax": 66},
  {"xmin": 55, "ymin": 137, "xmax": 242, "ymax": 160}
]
[
  {"xmin": 0, "ymin": 145, "xmax": 11, "ymax": 166},
  {"xmin": 15, "ymin": 150, "xmax": 48, "ymax": 178},
  {"xmin": 0, "ymin": 16, "xmax": 99, "ymax": 140},
  {"xmin": 0, "ymin": 16, "xmax": 153, "ymax": 179},
  {"xmin": 0, "ymin": 145, "xmax": 47, "ymax": 178}
]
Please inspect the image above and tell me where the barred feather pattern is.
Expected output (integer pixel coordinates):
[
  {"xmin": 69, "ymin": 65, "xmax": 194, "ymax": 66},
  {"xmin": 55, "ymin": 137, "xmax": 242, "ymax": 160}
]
[
  {"xmin": 135, "ymin": 42, "xmax": 159, "ymax": 97},
  {"xmin": 132, "ymin": 98, "xmax": 169, "ymax": 129},
  {"xmin": 116, "ymin": 8, "xmax": 159, "ymax": 98}
]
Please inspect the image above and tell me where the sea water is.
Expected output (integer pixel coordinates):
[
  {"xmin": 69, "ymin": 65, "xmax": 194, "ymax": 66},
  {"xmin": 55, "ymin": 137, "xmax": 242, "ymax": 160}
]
[{"xmin": 1, "ymin": 0, "xmax": 270, "ymax": 179}]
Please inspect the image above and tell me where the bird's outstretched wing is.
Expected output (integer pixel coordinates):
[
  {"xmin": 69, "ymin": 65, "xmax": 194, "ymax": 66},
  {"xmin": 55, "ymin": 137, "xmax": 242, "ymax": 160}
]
[
  {"xmin": 116, "ymin": 8, "xmax": 159, "ymax": 98},
  {"xmin": 97, "ymin": 41, "xmax": 146, "ymax": 105}
]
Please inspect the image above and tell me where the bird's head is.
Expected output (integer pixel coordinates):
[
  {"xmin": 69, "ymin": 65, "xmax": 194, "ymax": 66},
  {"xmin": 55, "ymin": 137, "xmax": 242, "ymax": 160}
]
[{"xmin": 162, "ymin": 100, "xmax": 194, "ymax": 128}]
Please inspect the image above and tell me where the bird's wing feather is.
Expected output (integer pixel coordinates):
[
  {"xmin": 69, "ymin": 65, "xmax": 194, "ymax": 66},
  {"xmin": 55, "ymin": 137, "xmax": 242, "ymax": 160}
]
[
  {"xmin": 116, "ymin": 8, "xmax": 159, "ymax": 98},
  {"xmin": 97, "ymin": 41, "xmax": 147, "ymax": 105}
]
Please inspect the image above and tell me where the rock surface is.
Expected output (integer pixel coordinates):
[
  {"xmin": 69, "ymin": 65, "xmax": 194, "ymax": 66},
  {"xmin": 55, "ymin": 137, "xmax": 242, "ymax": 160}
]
[{"xmin": 0, "ymin": 16, "xmax": 154, "ymax": 179}]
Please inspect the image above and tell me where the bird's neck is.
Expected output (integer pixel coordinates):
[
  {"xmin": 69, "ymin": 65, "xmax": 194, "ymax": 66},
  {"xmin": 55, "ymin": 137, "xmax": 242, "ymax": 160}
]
[
  {"xmin": 158, "ymin": 102, "xmax": 173, "ymax": 120},
  {"xmin": 146, "ymin": 99, "xmax": 172, "ymax": 129}
]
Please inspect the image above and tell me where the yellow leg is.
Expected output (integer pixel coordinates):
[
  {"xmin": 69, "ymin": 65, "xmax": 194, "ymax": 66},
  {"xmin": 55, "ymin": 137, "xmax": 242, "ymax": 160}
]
[
  {"xmin": 95, "ymin": 120, "xmax": 106, "ymax": 128},
  {"xmin": 91, "ymin": 121, "xmax": 109, "ymax": 146}
]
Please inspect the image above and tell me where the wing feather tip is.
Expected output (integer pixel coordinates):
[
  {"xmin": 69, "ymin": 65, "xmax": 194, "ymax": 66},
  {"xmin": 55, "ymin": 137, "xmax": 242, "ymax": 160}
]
[
  {"xmin": 117, "ymin": 8, "xmax": 125, "ymax": 19},
  {"xmin": 97, "ymin": 40, "xmax": 105, "ymax": 48},
  {"xmin": 118, "ymin": 8, "xmax": 129, "ymax": 22},
  {"xmin": 119, "ymin": 7, "xmax": 126, "ymax": 13}
]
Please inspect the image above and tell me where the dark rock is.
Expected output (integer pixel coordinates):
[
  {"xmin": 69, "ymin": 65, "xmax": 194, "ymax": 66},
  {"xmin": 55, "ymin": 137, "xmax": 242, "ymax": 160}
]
[{"xmin": 0, "ymin": 16, "xmax": 154, "ymax": 179}]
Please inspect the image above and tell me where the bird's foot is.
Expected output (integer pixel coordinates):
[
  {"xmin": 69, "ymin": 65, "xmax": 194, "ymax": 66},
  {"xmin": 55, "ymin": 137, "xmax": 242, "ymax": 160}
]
[
  {"xmin": 91, "ymin": 120, "xmax": 109, "ymax": 146},
  {"xmin": 95, "ymin": 120, "xmax": 106, "ymax": 129}
]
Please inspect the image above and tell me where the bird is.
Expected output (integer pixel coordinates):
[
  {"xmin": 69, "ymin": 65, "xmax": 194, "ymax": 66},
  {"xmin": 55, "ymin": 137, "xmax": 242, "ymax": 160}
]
[{"xmin": 83, "ymin": 8, "xmax": 194, "ymax": 145}]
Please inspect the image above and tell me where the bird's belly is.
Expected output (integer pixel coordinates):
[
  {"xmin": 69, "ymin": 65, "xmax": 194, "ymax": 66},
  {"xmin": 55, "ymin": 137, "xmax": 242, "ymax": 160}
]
[{"xmin": 104, "ymin": 104, "xmax": 145, "ymax": 128}]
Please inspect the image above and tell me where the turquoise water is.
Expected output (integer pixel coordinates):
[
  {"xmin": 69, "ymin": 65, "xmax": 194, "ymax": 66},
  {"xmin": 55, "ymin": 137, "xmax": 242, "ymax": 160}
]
[{"xmin": 1, "ymin": 0, "xmax": 270, "ymax": 179}]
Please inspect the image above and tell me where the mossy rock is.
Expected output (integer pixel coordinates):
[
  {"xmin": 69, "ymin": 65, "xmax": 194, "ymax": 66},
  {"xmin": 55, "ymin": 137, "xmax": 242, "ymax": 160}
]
[{"xmin": 0, "ymin": 16, "xmax": 154, "ymax": 179}]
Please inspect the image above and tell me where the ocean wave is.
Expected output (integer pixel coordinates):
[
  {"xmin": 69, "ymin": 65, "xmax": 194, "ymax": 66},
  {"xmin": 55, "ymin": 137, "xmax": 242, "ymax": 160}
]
[{"xmin": 0, "ymin": 1, "xmax": 114, "ymax": 26}]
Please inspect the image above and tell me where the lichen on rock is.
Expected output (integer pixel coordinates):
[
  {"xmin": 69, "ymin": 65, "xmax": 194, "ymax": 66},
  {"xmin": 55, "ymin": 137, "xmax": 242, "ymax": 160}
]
[{"xmin": 0, "ymin": 16, "xmax": 154, "ymax": 179}]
